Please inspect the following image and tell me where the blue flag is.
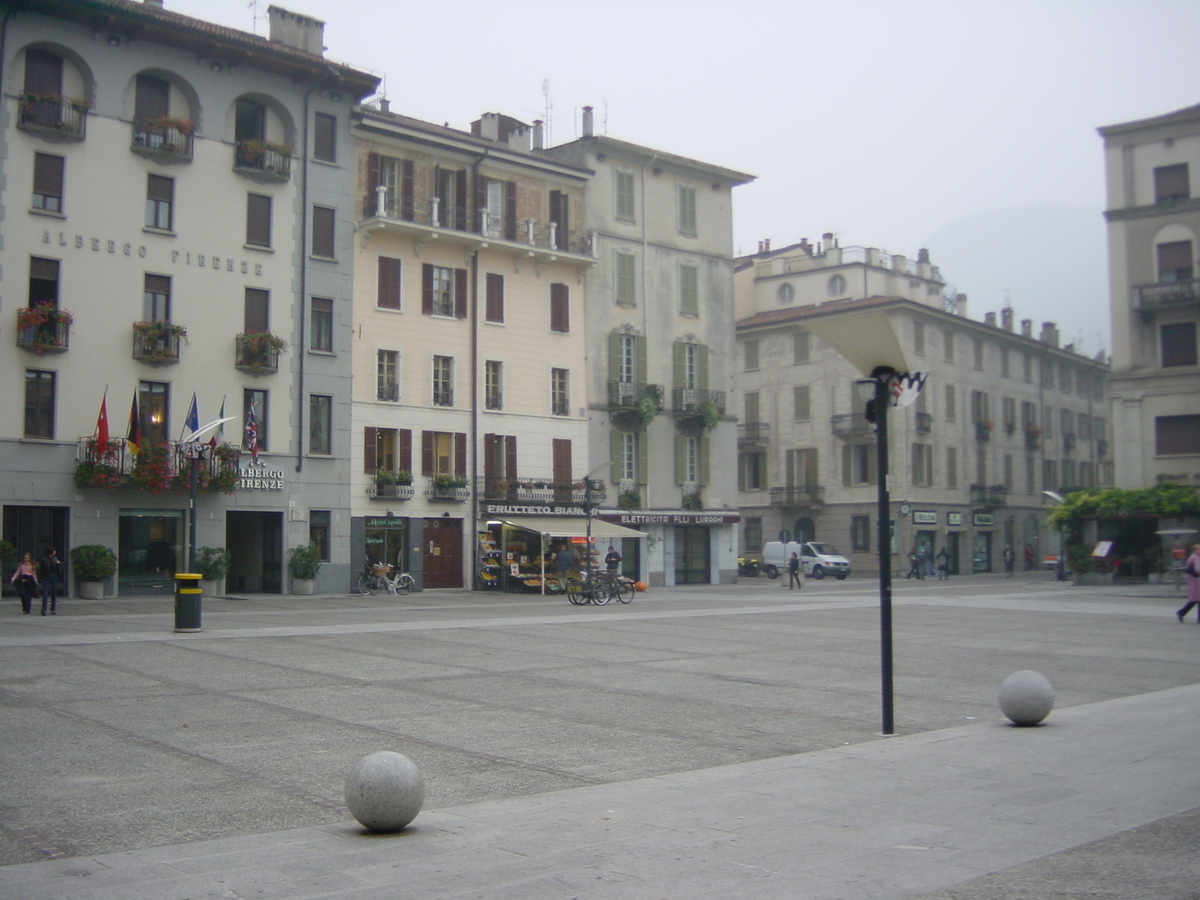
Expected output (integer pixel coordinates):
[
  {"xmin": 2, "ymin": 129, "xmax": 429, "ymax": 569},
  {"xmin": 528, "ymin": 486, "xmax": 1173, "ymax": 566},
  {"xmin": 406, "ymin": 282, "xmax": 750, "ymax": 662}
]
[{"xmin": 184, "ymin": 392, "xmax": 200, "ymax": 439}]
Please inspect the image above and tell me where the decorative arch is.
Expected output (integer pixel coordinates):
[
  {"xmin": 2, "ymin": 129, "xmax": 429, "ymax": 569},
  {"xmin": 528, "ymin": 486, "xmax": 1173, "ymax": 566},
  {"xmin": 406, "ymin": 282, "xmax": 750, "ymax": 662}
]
[
  {"xmin": 227, "ymin": 91, "xmax": 296, "ymax": 149},
  {"xmin": 124, "ymin": 68, "xmax": 202, "ymax": 132},
  {"xmin": 10, "ymin": 40, "xmax": 95, "ymax": 105}
]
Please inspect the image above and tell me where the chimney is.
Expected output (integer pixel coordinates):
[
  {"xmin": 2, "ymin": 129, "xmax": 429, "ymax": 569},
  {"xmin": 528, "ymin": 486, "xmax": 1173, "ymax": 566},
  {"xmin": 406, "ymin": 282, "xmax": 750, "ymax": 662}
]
[
  {"xmin": 533, "ymin": 119, "xmax": 544, "ymax": 150},
  {"xmin": 917, "ymin": 248, "xmax": 930, "ymax": 264},
  {"xmin": 1000, "ymin": 307, "xmax": 1013, "ymax": 331},
  {"xmin": 582, "ymin": 106, "xmax": 594, "ymax": 138},
  {"xmin": 1064, "ymin": 342, "xmax": 1075, "ymax": 354},
  {"xmin": 984, "ymin": 311, "xmax": 997, "ymax": 328},
  {"xmin": 144, "ymin": 0, "xmax": 164, "ymax": 7},
  {"xmin": 379, "ymin": 98, "xmax": 390, "ymax": 113},
  {"xmin": 1040, "ymin": 322, "xmax": 1060, "ymax": 347},
  {"xmin": 1021, "ymin": 318, "xmax": 1033, "ymax": 338},
  {"xmin": 268, "ymin": 7, "xmax": 326, "ymax": 56},
  {"xmin": 472, "ymin": 113, "xmax": 499, "ymax": 141},
  {"xmin": 955, "ymin": 293, "xmax": 968, "ymax": 318}
]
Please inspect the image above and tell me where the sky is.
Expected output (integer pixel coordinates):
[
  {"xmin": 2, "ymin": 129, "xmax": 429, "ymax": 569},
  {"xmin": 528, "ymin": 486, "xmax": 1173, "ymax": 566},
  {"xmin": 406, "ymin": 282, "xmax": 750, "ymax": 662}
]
[{"xmin": 167, "ymin": 0, "xmax": 1200, "ymax": 358}]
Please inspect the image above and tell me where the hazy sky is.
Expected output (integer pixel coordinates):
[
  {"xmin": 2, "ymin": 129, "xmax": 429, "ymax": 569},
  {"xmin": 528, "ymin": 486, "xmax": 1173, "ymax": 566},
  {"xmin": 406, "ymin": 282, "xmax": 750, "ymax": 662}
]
[{"xmin": 167, "ymin": 0, "xmax": 1200, "ymax": 356}]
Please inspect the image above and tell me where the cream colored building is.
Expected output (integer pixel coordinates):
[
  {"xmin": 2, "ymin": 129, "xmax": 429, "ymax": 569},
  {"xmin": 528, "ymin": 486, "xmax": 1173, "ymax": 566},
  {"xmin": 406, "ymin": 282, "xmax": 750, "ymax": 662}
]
[
  {"xmin": 350, "ymin": 107, "xmax": 615, "ymax": 591},
  {"xmin": 1, "ymin": 1, "xmax": 376, "ymax": 595},
  {"xmin": 543, "ymin": 110, "xmax": 754, "ymax": 585},
  {"xmin": 1099, "ymin": 104, "xmax": 1200, "ymax": 489},
  {"xmin": 735, "ymin": 239, "xmax": 1111, "ymax": 575}
]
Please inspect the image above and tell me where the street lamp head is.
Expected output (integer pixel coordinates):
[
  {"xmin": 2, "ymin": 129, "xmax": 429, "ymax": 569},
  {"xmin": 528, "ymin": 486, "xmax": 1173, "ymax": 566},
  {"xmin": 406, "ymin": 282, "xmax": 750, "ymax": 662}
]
[{"xmin": 1042, "ymin": 490, "xmax": 1064, "ymax": 504}]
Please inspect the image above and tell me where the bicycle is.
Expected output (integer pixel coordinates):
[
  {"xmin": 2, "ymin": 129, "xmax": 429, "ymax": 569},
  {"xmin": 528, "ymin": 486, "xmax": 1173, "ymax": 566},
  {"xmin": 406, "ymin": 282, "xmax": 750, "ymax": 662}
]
[
  {"xmin": 357, "ymin": 560, "xmax": 415, "ymax": 596},
  {"xmin": 565, "ymin": 571, "xmax": 633, "ymax": 605}
]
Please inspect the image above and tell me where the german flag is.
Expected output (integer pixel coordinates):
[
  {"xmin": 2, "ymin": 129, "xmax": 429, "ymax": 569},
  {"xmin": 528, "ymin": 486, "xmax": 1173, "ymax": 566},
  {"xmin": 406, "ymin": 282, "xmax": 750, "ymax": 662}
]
[{"xmin": 126, "ymin": 393, "xmax": 141, "ymax": 457}]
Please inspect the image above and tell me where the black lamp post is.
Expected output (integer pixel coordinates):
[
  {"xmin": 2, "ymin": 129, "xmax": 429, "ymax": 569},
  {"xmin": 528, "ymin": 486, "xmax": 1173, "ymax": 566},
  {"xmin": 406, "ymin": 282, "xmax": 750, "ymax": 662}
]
[{"xmin": 862, "ymin": 366, "xmax": 896, "ymax": 735}]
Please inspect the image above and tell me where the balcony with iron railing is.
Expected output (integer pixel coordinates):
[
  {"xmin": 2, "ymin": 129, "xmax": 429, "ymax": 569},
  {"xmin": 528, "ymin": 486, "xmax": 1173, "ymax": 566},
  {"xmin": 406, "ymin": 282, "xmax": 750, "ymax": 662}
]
[
  {"xmin": 234, "ymin": 139, "xmax": 292, "ymax": 182},
  {"xmin": 131, "ymin": 118, "xmax": 194, "ymax": 162},
  {"xmin": 367, "ymin": 472, "xmax": 414, "ymax": 500},
  {"xmin": 738, "ymin": 422, "xmax": 771, "ymax": 445},
  {"xmin": 1134, "ymin": 278, "xmax": 1200, "ymax": 312},
  {"xmin": 18, "ymin": 93, "xmax": 88, "ymax": 140},
  {"xmin": 74, "ymin": 437, "xmax": 241, "ymax": 492},
  {"xmin": 426, "ymin": 475, "xmax": 470, "ymax": 502},
  {"xmin": 969, "ymin": 483, "xmax": 1008, "ymax": 508},
  {"xmin": 831, "ymin": 413, "xmax": 872, "ymax": 440},
  {"xmin": 672, "ymin": 388, "xmax": 726, "ymax": 416},
  {"xmin": 770, "ymin": 485, "xmax": 825, "ymax": 507},
  {"xmin": 362, "ymin": 187, "xmax": 595, "ymax": 259},
  {"xmin": 132, "ymin": 321, "xmax": 185, "ymax": 366},
  {"xmin": 15, "ymin": 306, "xmax": 71, "ymax": 355},
  {"xmin": 235, "ymin": 332, "xmax": 285, "ymax": 375},
  {"xmin": 475, "ymin": 476, "xmax": 604, "ymax": 504}
]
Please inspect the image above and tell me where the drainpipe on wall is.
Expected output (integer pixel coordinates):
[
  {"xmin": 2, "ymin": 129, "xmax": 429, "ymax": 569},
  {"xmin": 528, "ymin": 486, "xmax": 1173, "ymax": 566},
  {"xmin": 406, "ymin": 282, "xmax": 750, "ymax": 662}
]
[{"xmin": 295, "ymin": 80, "xmax": 317, "ymax": 473}]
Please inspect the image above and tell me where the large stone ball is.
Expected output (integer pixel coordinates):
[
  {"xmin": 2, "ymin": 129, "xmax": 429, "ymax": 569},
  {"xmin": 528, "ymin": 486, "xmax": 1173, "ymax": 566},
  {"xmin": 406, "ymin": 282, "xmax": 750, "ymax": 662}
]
[
  {"xmin": 998, "ymin": 670, "xmax": 1055, "ymax": 726},
  {"xmin": 344, "ymin": 751, "xmax": 424, "ymax": 832}
]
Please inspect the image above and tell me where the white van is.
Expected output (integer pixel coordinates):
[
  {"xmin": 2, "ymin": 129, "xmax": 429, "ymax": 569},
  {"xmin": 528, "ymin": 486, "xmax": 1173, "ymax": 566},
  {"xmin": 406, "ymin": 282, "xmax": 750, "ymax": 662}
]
[{"xmin": 761, "ymin": 541, "xmax": 851, "ymax": 580}]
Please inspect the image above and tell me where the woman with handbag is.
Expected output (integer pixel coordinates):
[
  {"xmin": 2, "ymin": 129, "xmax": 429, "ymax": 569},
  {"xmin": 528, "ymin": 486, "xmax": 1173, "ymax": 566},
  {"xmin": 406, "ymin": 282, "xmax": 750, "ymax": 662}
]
[
  {"xmin": 1177, "ymin": 544, "xmax": 1200, "ymax": 623},
  {"xmin": 10, "ymin": 552, "xmax": 38, "ymax": 615}
]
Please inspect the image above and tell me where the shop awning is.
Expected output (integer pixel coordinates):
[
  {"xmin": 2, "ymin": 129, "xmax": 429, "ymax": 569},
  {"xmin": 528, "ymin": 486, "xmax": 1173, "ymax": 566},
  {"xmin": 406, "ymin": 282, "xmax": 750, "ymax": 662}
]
[{"xmin": 494, "ymin": 516, "xmax": 647, "ymax": 540}]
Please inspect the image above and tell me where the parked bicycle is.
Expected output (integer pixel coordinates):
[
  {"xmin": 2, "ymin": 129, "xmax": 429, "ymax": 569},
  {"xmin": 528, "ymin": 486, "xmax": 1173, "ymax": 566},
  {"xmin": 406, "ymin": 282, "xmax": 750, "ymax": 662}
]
[
  {"xmin": 357, "ymin": 559, "xmax": 415, "ymax": 596},
  {"xmin": 565, "ymin": 570, "xmax": 633, "ymax": 605}
]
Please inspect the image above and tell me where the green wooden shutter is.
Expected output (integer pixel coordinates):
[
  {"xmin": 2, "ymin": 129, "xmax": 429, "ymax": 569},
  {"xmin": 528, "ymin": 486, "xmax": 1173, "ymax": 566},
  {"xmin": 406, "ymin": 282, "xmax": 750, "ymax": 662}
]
[
  {"xmin": 675, "ymin": 434, "xmax": 686, "ymax": 485},
  {"xmin": 636, "ymin": 431, "xmax": 647, "ymax": 485},
  {"xmin": 698, "ymin": 435, "xmax": 709, "ymax": 486},
  {"xmin": 697, "ymin": 344, "xmax": 709, "ymax": 391}
]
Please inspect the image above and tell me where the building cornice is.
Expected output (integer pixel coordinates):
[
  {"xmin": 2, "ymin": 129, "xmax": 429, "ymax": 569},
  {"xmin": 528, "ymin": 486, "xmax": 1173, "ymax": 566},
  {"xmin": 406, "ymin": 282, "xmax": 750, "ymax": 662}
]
[{"xmin": 1104, "ymin": 197, "xmax": 1200, "ymax": 222}]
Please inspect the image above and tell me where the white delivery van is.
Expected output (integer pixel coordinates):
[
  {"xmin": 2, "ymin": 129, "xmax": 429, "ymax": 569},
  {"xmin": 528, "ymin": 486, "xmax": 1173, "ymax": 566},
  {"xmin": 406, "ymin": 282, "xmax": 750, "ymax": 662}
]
[{"xmin": 761, "ymin": 541, "xmax": 851, "ymax": 580}]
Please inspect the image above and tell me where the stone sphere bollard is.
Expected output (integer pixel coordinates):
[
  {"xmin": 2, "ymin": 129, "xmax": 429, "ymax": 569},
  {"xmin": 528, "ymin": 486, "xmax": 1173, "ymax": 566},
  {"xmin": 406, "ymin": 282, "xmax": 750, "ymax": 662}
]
[
  {"xmin": 998, "ymin": 670, "xmax": 1055, "ymax": 726},
  {"xmin": 345, "ymin": 751, "xmax": 424, "ymax": 832}
]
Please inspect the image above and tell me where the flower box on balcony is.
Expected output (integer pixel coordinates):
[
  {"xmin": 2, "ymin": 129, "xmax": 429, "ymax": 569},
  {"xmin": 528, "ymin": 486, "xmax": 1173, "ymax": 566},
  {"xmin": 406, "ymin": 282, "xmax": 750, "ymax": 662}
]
[
  {"xmin": 132, "ymin": 117, "xmax": 195, "ymax": 161},
  {"xmin": 16, "ymin": 304, "xmax": 72, "ymax": 354},
  {"xmin": 133, "ymin": 321, "xmax": 186, "ymax": 365},
  {"xmin": 235, "ymin": 331, "xmax": 287, "ymax": 375},
  {"xmin": 18, "ymin": 93, "xmax": 88, "ymax": 140},
  {"xmin": 234, "ymin": 139, "xmax": 293, "ymax": 182}
]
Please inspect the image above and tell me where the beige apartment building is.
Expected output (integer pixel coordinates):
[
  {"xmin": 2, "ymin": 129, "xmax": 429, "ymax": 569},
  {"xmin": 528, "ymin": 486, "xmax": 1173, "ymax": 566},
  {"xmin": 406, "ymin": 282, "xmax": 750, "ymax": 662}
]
[
  {"xmin": 734, "ymin": 239, "xmax": 1111, "ymax": 576},
  {"xmin": 543, "ymin": 110, "xmax": 754, "ymax": 585},
  {"xmin": 1099, "ymin": 104, "xmax": 1200, "ymax": 489}
]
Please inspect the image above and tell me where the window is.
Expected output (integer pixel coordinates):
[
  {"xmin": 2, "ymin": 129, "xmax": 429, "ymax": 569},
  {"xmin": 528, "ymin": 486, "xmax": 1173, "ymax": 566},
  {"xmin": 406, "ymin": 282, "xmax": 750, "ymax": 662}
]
[
  {"xmin": 1154, "ymin": 163, "xmax": 1189, "ymax": 203},
  {"xmin": 313, "ymin": 112, "xmax": 336, "ymax": 162},
  {"xmin": 243, "ymin": 388, "xmax": 266, "ymax": 452},
  {"xmin": 141, "ymin": 381, "xmax": 170, "ymax": 446},
  {"xmin": 970, "ymin": 390, "xmax": 989, "ymax": 425},
  {"xmin": 678, "ymin": 434, "xmax": 700, "ymax": 484},
  {"xmin": 1023, "ymin": 352, "xmax": 1032, "ymax": 383},
  {"xmin": 311, "ymin": 205, "xmax": 335, "ymax": 258},
  {"xmin": 678, "ymin": 184, "xmax": 697, "ymax": 234},
  {"xmin": 134, "ymin": 73, "xmax": 169, "ymax": 123},
  {"xmin": 365, "ymin": 426, "xmax": 413, "ymax": 476},
  {"xmin": 1078, "ymin": 413, "xmax": 1092, "ymax": 440},
  {"xmin": 1094, "ymin": 417, "xmax": 1106, "ymax": 441},
  {"xmin": 24, "ymin": 369, "xmax": 55, "ymax": 439},
  {"xmin": 143, "ymin": 274, "xmax": 171, "ymax": 322},
  {"xmin": 615, "ymin": 170, "xmax": 636, "ymax": 220},
  {"xmin": 793, "ymin": 330, "xmax": 810, "ymax": 364},
  {"xmin": 615, "ymin": 252, "xmax": 636, "ymax": 305},
  {"xmin": 234, "ymin": 98, "xmax": 265, "ymax": 143},
  {"xmin": 551, "ymin": 368, "xmax": 569, "ymax": 416},
  {"xmin": 1002, "ymin": 397, "xmax": 1016, "ymax": 432},
  {"xmin": 912, "ymin": 443, "xmax": 933, "ymax": 486},
  {"xmin": 1062, "ymin": 458, "xmax": 1076, "ymax": 488},
  {"xmin": 973, "ymin": 338, "xmax": 984, "ymax": 370},
  {"xmin": 422, "ymin": 430, "xmax": 466, "ymax": 478},
  {"xmin": 679, "ymin": 264, "xmax": 699, "ymax": 315},
  {"xmin": 246, "ymin": 193, "xmax": 271, "ymax": 247},
  {"xmin": 1021, "ymin": 400, "xmax": 1037, "ymax": 428},
  {"xmin": 423, "ymin": 264, "xmax": 466, "ymax": 318},
  {"xmin": 549, "ymin": 189, "xmax": 569, "ymax": 250},
  {"xmin": 433, "ymin": 355, "xmax": 454, "ymax": 406},
  {"xmin": 744, "ymin": 518, "xmax": 763, "ymax": 554},
  {"xmin": 29, "ymin": 257, "xmax": 59, "ymax": 308},
  {"xmin": 33, "ymin": 153, "xmax": 64, "ymax": 212},
  {"xmin": 943, "ymin": 329, "xmax": 954, "ymax": 362},
  {"xmin": 309, "ymin": 394, "xmax": 332, "ymax": 455},
  {"xmin": 244, "ymin": 287, "xmax": 268, "ymax": 332},
  {"xmin": 843, "ymin": 443, "xmax": 876, "ymax": 485},
  {"xmin": 1161, "ymin": 322, "xmax": 1197, "ymax": 367},
  {"xmin": 944, "ymin": 385, "xmax": 956, "ymax": 423},
  {"xmin": 616, "ymin": 430, "xmax": 638, "ymax": 484},
  {"xmin": 550, "ymin": 283, "xmax": 569, "ymax": 333},
  {"xmin": 377, "ymin": 349, "xmax": 399, "ymax": 402},
  {"xmin": 946, "ymin": 446, "xmax": 958, "ymax": 489},
  {"xmin": 913, "ymin": 321, "xmax": 925, "ymax": 355},
  {"xmin": 786, "ymin": 448, "xmax": 818, "ymax": 488},
  {"xmin": 615, "ymin": 332, "xmax": 638, "ymax": 386},
  {"xmin": 309, "ymin": 511, "xmax": 331, "ymax": 561},
  {"xmin": 1026, "ymin": 453, "xmax": 1036, "ymax": 493},
  {"xmin": 1059, "ymin": 364, "xmax": 1072, "ymax": 394},
  {"xmin": 485, "ymin": 360, "xmax": 503, "ymax": 410},
  {"xmin": 485, "ymin": 272, "xmax": 504, "ymax": 323},
  {"xmin": 828, "ymin": 274, "xmax": 846, "ymax": 296},
  {"xmin": 676, "ymin": 341, "xmax": 702, "ymax": 391},
  {"xmin": 24, "ymin": 46, "xmax": 63, "ymax": 98},
  {"xmin": 311, "ymin": 297, "xmax": 333, "ymax": 352},
  {"xmin": 378, "ymin": 257, "xmax": 401, "ymax": 310},
  {"xmin": 851, "ymin": 516, "xmax": 871, "ymax": 552},
  {"xmin": 740, "ymin": 451, "xmax": 765, "ymax": 490},
  {"xmin": 1155, "ymin": 415, "xmax": 1200, "ymax": 455},
  {"xmin": 1000, "ymin": 347, "xmax": 1010, "ymax": 378},
  {"xmin": 975, "ymin": 447, "xmax": 987, "ymax": 484},
  {"xmin": 434, "ymin": 166, "xmax": 467, "ymax": 229},
  {"xmin": 1043, "ymin": 459, "xmax": 1058, "ymax": 491},
  {"xmin": 1043, "ymin": 405, "xmax": 1054, "ymax": 438},
  {"xmin": 1157, "ymin": 241, "xmax": 1193, "ymax": 283},
  {"xmin": 1003, "ymin": 454, "xmax": 1013, "ymax": 491},
  {"xmin": 744, "ymin": 392, "xmax": 759, "ymax": 425},
  {"xmin": 144, "ymin": 175, "xmax": 174, "ymax": 231},
  {"xmin": 744, "ymin": 339, "xmax": 759, "ymax": 371},
  {"xmin": 794, "ymin": 385, "xmax": 811, "ymax": 421}
]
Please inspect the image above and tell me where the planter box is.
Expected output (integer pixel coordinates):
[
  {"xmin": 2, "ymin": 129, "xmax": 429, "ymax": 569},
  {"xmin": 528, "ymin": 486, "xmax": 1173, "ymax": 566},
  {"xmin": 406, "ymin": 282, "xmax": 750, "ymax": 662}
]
[
  {"xmin": 292, "ymin": 578, "xmax": 315, "ymax": 595},
  {"xmin": 79, "ymin": 581, "xmax": 105, "ymax": 599},
  {"xmin": 199, "ymin": 579, "xmax": 221, "ymax": 597}
]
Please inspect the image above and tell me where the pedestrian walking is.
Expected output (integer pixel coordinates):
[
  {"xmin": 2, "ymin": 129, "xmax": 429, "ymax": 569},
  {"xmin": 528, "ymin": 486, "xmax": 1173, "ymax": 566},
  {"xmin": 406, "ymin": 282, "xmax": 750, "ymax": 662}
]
[
  {"xmin": 1176, "ymin": 544, "xmax": 1200, "ymax": 623},
  {"xmin": 906, "ymin": 549, "xmax": 922, "ymax": 580},
  {"xmin": 555, "ymin": 543, "xmax": 574, "ymax": 588},
  {"xmin": 1003, "ymin": 545, "xmax": 1015, "ymax": 577},
  {"xmin": 936, "ymin": 546, "xmax": 949, "ymax": 580},
  {"xmin": 1024, "ymin": 543, "xmax": 1035, "ymax": 572},
  {"xmin": 38, "ymin": 547, "xmax": 62, "ymax": 615},
  {"xmin": 10, "ymin": 552, "xmax": 38, "ymax": 615},
  {"xmin": 788, "ymin": 551, "xmax": 804, "ymax": 590}
]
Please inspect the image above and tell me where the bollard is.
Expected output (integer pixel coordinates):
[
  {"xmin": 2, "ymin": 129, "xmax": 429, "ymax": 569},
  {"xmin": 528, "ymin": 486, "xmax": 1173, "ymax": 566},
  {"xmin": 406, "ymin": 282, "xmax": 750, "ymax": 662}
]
[{"xmin": 174, "ymin": 573, "xmax": 202, "ymax": 633}]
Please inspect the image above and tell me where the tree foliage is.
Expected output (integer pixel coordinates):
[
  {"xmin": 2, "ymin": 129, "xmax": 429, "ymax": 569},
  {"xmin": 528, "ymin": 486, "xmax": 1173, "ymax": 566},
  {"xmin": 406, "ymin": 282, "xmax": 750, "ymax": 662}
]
[{"xmin": 1048, "ymin": 483, "xmax": 1200, "ymax": 529}]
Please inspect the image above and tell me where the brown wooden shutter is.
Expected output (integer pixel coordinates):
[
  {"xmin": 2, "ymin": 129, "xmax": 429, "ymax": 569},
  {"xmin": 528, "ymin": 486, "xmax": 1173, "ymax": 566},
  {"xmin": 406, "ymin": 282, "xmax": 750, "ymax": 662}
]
[
  {"xmin": 454, "ymin": 432, "xmax": 467, "ymax": 476},
  {"xmin": 364, "ymin": 427, "xmax": 378, "ymax": 474},
  {"xmin": 246, "ymin": 193, "xmax": 271, "ymax": 247},
  {"xmin": 378, "ymin": 257, "xmax": 401, "ymax": 310},
  {"xmin": 401, "ymin": 159, "xmax": 414, "ymax": 220},
  {"xmin": 33, "ymin": 154, "xmax": 64, "ymax": 197},
  {"xmin": 398, "ymin": 428, "xmax": 412, "ymax": 472},
  {"xmin": 244, "ymin": 288, "xmax": 269, "ymax": 332},
  {"xmin": 550, "ymin": 283, "xmax": 569, "ymax": 332},
  {"xmin": 483, "ymin": 434, "xmax": 498, "ymax": 481},
  {"xmin": 421, "ymin": 430, "xmax": 434, "ymax": 476},
  {"xmin": 504, "ymin": 180, "xmax": 517, "ymax": 240},
  {"xmin": 505, "ymin": 435, "xmax": 518, "ymax": 479},
  {"xmin": 454, "ymin": 268, "xmax": 468, "ymax": 319},
  {"xmin": 422, "ymin": 264, "xmax": 434, "ymax": 315},
  {"xmin": 365, "ymin": 151, "xmax": 380, "ymax": 217},
  {"xmin": 474, "ymin": 174, "xmax": 487, "ymax": 234},
  {"xmin": 454, "ymin": 169, "xmax": 467, "ymax": 229},
  {"xmin": 550, "ymin": 190, "xmax": 568, "ymax": 249},
  {"xmin": 485, "ymin": 272, "xmax": 504, "ymax": 322},
  {"xmin": 24, "ymin": 48, "xmax": 63, "ymax": 95}
]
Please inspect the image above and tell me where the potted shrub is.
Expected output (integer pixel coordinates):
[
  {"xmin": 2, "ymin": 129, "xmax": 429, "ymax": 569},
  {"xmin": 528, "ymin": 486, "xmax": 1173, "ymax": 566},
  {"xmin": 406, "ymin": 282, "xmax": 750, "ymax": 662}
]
[
  {"xmin": 0, "ymin": 540, "xmax": 16, "ymax": 580},
  {"xmin": 194, "ymin": 547, "xmax": 231, "ymax": 596},
  {"xmin": 71, "ymin": 544, "xmax": 117, "ymax": 599},
  {"xmin": 288, "ymin": 543, "xmax": 322, "ymax": 595}
]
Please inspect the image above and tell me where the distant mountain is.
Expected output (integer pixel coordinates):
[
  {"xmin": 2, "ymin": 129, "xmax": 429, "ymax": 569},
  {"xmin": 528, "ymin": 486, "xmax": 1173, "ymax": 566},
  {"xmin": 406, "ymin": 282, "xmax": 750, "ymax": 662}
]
[{"xmin": 922, "ymin": 203, "xmax": 1109, "ymax": 359}]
